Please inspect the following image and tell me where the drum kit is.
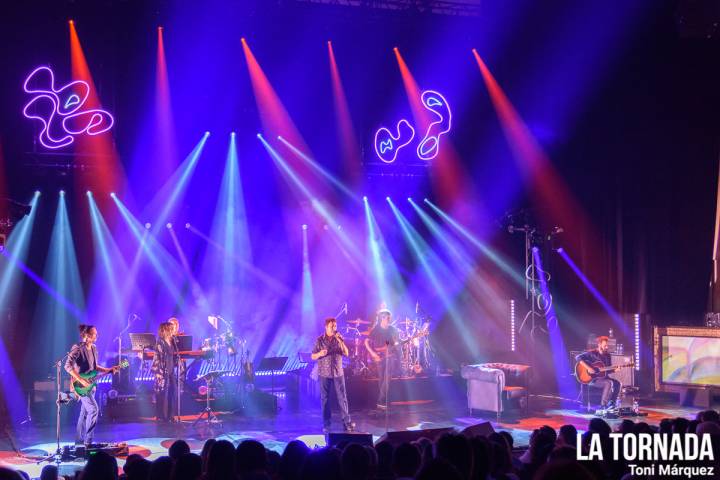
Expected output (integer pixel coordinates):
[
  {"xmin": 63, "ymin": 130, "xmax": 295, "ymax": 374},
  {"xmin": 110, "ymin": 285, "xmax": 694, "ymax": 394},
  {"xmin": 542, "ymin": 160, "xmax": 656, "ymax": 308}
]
[
  {"xmin": 200, "ymin": 329, "xmax": 249, "ymax": 374},
  {"xmin": 342, "ymin": 313, "xmax": 434, "ymax": 378}
]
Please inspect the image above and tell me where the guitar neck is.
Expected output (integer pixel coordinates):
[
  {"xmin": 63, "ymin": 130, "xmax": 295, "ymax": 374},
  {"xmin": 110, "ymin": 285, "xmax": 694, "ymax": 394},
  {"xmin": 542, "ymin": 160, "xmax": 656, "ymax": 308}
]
[{"xmin": 599, "ymin": 363, "xmax": 631, "ymax": 372}]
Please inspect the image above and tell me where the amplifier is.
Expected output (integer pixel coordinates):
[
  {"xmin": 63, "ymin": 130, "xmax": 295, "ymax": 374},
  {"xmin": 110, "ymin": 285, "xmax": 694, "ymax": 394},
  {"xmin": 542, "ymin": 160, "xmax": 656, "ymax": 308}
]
[{"xmin": 610, "ymin": 354, "xmax": 635, "ymax": 387}]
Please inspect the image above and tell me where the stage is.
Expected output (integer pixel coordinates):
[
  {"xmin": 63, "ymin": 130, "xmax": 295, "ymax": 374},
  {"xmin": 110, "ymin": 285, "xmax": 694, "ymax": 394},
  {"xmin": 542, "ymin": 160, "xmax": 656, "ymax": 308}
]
[{"xmin": 0, "ymin": 393, "xmax": 707, "ymax": 478}]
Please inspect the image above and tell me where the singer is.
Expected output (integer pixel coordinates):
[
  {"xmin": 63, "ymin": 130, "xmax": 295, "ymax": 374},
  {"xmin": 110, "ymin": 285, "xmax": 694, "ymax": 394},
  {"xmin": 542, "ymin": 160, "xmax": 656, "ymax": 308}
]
[{"xmin": 311, "ymin": 317, "xmax": 356, "ymax": 433}]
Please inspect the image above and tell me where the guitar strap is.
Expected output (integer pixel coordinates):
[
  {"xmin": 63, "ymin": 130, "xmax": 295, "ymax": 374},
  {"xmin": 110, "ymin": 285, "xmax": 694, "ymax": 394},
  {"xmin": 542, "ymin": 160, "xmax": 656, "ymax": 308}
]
[{"xmin": 91, "ymin": 344, "xmax": 98, "ymax": 371}]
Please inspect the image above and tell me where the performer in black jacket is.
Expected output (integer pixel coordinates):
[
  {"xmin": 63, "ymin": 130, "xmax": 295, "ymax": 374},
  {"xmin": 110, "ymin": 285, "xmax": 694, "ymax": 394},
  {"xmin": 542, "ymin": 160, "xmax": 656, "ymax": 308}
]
[
  {"xmin": 152, "ymin": 321, "xmax": 177, "ymax": 422},
  {"xmin": 64, "ymin": 324, "xmax": 118, "ymax": 446}
]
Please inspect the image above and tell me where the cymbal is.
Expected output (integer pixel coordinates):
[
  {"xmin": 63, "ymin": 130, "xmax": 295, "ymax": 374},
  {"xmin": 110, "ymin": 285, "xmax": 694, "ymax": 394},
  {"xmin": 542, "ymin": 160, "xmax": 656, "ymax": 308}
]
[{"xmin": 347, "ymin": 318, "xmax": 370, "ymax": 325}]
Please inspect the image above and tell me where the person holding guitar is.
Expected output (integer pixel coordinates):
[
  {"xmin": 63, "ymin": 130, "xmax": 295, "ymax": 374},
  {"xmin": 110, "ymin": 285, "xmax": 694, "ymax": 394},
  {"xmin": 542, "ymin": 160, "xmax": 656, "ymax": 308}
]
[
  {"xmin": 64, "ymin": 324, "xmax": 119, "ymax": 446},
  {"xmin": 575, "ymin": 335, "xmax": 621, "ymax": 409},
  {"xmin": 311, "ymin": 317, "xmax": 356, "ymax": 433},
  {"xmin": 365, "ymin": 308, "xmax": 399, "ymax": 410}
]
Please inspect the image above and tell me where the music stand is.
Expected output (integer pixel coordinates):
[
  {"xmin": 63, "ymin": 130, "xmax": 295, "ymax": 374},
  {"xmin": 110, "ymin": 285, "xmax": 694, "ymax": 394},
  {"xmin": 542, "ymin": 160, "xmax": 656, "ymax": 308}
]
[
  {"xmin": 257, "ymin": 357, "xmax": 287, "ymax": 396},
  {"xmin": 192, "ymin": 370, "xmax": 230, "ymax": 429},
  {"xmin": 130, "ymin": 333, "xmax": 156, "ymax": 378},
  {"xmin": 129, "ymin": 333, "xmax": 156, "ymax": 350}
]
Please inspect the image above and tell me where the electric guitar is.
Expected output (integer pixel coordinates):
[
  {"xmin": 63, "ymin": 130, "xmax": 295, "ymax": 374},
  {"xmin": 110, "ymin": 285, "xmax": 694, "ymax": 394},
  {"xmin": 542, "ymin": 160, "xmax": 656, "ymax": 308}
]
[
  {"xmin": 372, "ymin": 323, "xmax": 429, "ymax": 360},
  {"xmin": 574, "ymin": 360, "xmax": 634, "ymax": 385},
  {"xmin": 72, "ymin": 360, "xmax": 129, "ymax": 396}
]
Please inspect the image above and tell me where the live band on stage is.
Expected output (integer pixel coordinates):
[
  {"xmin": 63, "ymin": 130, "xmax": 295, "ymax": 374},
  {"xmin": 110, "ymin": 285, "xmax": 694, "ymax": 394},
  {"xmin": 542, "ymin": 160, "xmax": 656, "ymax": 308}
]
[
  {"xmin": 58, "ymin": 299, "xmax": 637, "ymax": 446},
  {"xmin": 57, "ymin": 304, "xmax": 438, "ymax": 443}
]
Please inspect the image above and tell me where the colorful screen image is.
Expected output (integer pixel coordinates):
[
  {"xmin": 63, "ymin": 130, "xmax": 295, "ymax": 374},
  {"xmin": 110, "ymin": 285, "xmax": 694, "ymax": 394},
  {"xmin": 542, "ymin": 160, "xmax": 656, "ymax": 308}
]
[{"xmin": 661, "ymin": 335, "xmax": 720, "ymax": 386}]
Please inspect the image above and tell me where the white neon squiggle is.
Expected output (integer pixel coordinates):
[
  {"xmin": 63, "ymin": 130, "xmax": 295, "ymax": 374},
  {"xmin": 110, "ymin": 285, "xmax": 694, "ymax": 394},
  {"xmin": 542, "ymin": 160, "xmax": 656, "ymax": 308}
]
[
  {"xmin": 373, "ymin": 89, "xmax": 452, "ymax": 163},
  {"xmin": 374, "ymin": 118, "xmax": 415, "ymax": 164},
  {"xmin": 22, "ymin": 66, "xmax": 114, "ymax": 150},
  {"xmin": 416, "ymin": 90, "xmax": 452, "ymax": 161}
]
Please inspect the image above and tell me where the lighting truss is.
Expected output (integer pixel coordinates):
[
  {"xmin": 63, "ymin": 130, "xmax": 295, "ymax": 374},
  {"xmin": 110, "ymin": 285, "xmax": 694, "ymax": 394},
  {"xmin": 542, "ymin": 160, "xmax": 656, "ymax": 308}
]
[{"xmin": 289, "ymin": 0, "xmax": 482, "ymax": 17}]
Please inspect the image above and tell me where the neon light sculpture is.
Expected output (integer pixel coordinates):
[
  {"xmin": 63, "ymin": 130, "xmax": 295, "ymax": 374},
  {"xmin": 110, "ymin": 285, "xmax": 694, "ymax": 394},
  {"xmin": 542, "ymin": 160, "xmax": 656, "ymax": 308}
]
[
  {"xmin": 416, "ymin": 90, "xmax": 451, "ymax": 161},
  {"xmin": 374, "ymin": 89, "xmax": 451, "ymax": 163},
  {"xmin": 374, "ymin": 119, "xmax": 415, "ymax": 164},
  {"xmin": 22, "ymin": 66, "xmax": 114, "ymax": 149}
]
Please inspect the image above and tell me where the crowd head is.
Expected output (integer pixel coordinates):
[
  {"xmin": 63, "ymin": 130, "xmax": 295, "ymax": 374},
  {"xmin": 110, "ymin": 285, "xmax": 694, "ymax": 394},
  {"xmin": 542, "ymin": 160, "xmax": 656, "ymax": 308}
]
[{"xmin": 6, "ymin": 411, "xmax": 720, "ymax": 480}]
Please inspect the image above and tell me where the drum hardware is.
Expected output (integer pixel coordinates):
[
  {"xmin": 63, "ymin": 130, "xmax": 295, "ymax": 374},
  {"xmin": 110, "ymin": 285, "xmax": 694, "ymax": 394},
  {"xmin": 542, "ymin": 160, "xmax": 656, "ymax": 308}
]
[
  {"xmin": 347, "ymin": 318, "xmax": 370, "ymax": 326},
  {"xmin": 192, "ymin": 370, "xmax": 231, "ymax": 428}
]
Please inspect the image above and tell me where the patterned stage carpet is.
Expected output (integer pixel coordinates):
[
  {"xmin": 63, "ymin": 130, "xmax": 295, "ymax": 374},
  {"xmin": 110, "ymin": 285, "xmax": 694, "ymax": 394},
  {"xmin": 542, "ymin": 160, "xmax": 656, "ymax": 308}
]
[{"xmin": 0, "ymin": 395, "xmax": 704, "ymax": 479}]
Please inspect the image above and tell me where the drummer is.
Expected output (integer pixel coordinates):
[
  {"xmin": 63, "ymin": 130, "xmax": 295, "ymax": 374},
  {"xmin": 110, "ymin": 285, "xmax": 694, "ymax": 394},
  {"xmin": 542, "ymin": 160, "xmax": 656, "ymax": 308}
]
[{"xmin": 168, "ymin": 317, "xmax": 183, "ymax": 336}]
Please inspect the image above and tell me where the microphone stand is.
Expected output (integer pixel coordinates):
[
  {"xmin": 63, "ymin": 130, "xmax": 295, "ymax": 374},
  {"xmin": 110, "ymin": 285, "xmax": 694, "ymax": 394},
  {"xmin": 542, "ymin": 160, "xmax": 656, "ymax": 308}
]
[
  {"xmin": 384, "ymin": 340, "xmax": 391, "ymax": 434},
  {"xmin": 39, "ymin": 354, "xmax": 70, "ymax": 465},
  {"xmin": 335, "ymin": 302, "xmax": 348, "ymax": 319},
  {"xmin": 172, "ymin": 335, "xmax": 182, "ymax": 424},
  {"xmin": 114, "ymin": 314, "xmax": 136, "ymax": 386}
]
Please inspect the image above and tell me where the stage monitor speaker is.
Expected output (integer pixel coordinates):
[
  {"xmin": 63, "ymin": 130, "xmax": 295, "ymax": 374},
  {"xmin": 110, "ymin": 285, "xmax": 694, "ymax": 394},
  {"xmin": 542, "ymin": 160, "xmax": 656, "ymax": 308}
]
[
  {"xmin": 327, "ymin": 432, "xmax": 374, "ymax": 448},
  {"xmin": 376, "ymin": 427, "xmax": 455, "ymax": 446},
  {"xmin": 243, "ymin": 390, "xmax": 278, "ymax": 415},
  {"xmin": 461, "ymin": 421, "xmax": 495, "ymax": 438}
]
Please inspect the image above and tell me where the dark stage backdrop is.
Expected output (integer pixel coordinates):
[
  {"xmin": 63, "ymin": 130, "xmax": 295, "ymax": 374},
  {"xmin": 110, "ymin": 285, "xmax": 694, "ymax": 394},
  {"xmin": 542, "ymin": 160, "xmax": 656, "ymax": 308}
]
[{"xmin": 0, "ymin": 0, "xmax": 718, "ymax": 384}]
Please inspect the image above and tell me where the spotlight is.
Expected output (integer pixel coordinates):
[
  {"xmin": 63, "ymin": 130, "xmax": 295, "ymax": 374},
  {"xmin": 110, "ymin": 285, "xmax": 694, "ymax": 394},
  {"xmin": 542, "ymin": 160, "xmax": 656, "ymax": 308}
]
[
  {"xmin": 386, "ymin": 196, "xmax": 391, "ymax": 201},
  {"xmin": 69, "ymin": 19, "xmax": 74, "ymax": 25},
  {"xmin": 393, "ymin": 46, "xmax": 398, "ymax": 51},
  {"xmin": 556, "ymin": 247, "xmax": 564, "ymax": 253},
  {"xmin": 532, "ymin": 246, "xmax": 539, "ymax": 252},
  {"xmin": 363, "ymin": 196, "xmax": 368, "ymax": 201},
  {"xmin": 256, "ymin": 133, "xmax": 262, "ymax": 139},
  {"xmin": 323, "ymin": 224, "xmax": 329, "ymax": 231},
  {"xmin": 144, "ymin": 223, "xmax": 151, "ymax": 229},
  {"xmin": 241, "ymin": 37, "xmax": 246, "ymax": 43},
  {"xmin": 231, "ymin": 131, "xmax": 236, "ymax": 137},
  {"xmin": 277, "ymin": 135, "xmax": 283, "ymax": 140},
  {"xmin": 86, "ymin": 191, "xmax": 92, "ymax": 197},
  {"xmin": 302, "ymin": 224, "xmax": 308, "ymax": 230},
  {"xmin": 110, "ymin": 192, "xmax": 116, "ymax": 198},
  {"xmin": 185, "ymin": 223, "xmax": 191, "ymax": 229},
  {"xmin": 337, "ymin": 225, "xmax": 342, "ymax": 231},
  {"xmin": 34, "ymin": 190, "xmax": 41, "ymax": 196},
  {"xmin": 59, "ymin": 190, "xmax": 65, "ymax": 196},
  {"xmin": 423, "ymin": 198, "xmax": 429, "ymax": 203},
  {"xmin": 327, "ymin": 40, "xmax": 331, "ymax": 45},
  {"xmin": 158, "ymin": 26, "xmax": 163, "ymax": 31},
  {"xmin": 166, "ymin": 223, "xmax": 172, "ymax": 229},
  {"xmin": 204, "ymin": 131, "xmax": 210, "ymax": 136},
  {"xmin": 407, "ymin": 197, "xmax": 412, "ymax": 202}
]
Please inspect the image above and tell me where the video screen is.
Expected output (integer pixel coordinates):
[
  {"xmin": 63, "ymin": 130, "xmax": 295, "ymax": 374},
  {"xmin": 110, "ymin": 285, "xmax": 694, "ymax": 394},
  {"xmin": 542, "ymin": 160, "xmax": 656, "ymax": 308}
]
[{"xmin": 661, "ymin": 335, "xmax": 720, "ymax": 386}]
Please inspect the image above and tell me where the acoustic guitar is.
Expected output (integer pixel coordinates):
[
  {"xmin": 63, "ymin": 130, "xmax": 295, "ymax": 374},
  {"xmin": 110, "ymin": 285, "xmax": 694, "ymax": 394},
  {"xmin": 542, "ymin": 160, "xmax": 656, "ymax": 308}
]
[
  {"xmin": 574, "ymin": 360, "xmax": 634, "ymax": 385},
  {"xmin": 72, "ymin": 360, "xmax": 129, "ymax": 396}
]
